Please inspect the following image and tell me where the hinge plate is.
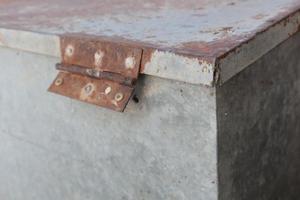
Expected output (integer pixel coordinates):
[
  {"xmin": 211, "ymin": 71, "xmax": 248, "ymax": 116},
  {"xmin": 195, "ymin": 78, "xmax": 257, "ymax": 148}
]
[
  {"xmin": 49, "ymin": 72, "xmax": 134, "ymax": 112},
  {"xmin": 48, "ymin": 35, "xmax": 142, "ymax": 112},
  {"xmin": 60, "ymin": 35, "xmax": 142, "ymax": 79}
]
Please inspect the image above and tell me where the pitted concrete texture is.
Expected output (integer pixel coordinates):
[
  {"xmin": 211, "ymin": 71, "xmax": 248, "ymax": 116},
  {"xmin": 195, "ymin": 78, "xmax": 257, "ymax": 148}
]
[
  {"xmin": 217, "ymin": 31, "xmax": 300, "ymax": 200},
  {"xmin": 0, "ymin": 47, "xmax": 217, "ymax": 200}
]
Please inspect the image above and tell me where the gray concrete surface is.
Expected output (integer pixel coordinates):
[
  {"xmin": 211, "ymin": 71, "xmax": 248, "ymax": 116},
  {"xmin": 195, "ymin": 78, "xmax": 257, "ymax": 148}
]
[
  {"xmin": 0, "ymin": 47, "xmax": 217, "ymax": 200},
  {"xmin": 217, "ymin": 32, "xmax": 300, "ymax": 200}
]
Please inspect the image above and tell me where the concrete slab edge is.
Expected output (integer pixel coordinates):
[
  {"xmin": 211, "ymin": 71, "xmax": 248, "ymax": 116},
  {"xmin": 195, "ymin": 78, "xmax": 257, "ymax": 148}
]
[
  {"xmin": 1, "ymin": 7, "xmax": 299, "ymax": 88},
  {"xmin": 217, "ymin": 10, "xmax": 300, "ymax": 85}
]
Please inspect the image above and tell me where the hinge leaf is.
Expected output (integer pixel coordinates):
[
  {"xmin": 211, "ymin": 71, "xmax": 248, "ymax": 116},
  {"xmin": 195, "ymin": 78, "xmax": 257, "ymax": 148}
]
[{"xmin": 48, "ymin": 72, "xmax": 134, "ymax": 112}]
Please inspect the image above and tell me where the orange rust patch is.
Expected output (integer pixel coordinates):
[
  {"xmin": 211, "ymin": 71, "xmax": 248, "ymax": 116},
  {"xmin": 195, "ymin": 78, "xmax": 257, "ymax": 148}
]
[
  {"xmin": 60, "ymin": 34, "xmax": 143, "ymax": 79},
  {"xmin": 48, "ymin": 72, "xmax": 134, "ymax": 112},
  {"xmin": 140, "ymin": 47, "xmax": 155, "ymax": 73}
]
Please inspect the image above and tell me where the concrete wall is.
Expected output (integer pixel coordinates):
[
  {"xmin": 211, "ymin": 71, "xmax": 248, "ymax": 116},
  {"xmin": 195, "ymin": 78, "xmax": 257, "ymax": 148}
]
[
  {"xmin": 217, "ymin": 32, "xmax": 300, "ymax": 200},
  {"xmin": 0, "ymin": 47, "xmax": 217, "ymax": 200},
  {"xmin": 1, "ymin": 30, "xmax": 299, "ymax": 200}
]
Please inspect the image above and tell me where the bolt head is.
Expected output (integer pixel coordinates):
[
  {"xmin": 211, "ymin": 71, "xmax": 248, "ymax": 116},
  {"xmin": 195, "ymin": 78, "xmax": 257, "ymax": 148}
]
[
  {"xmin": 65, "ymin": 45, "xmax": 74, "ymax": 57},
  {"xmin": 114, "ymin": 93, "xmax": 124, "ymax": 102},
  {"xmin": 83, "ymin": 84, "xmax": 94, "ymax": 95},
  {"xmin": 104, "ymin": 86, "xmax": 112, "ymax": 95},
  {"xmin": 55, "ymin": 77, "xmax": 64, "ymax": 86}
]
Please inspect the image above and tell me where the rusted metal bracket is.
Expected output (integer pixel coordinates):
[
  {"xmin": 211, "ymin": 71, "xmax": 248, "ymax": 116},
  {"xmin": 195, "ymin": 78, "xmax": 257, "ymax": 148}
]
[{"xmin": 48, "ymin": 35, "xmax": 142, "ymax": 112}]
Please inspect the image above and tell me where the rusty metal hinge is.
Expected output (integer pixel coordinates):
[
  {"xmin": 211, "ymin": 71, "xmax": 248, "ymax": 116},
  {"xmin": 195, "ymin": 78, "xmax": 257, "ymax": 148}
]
[{"xmin": 48, "ymin": 35, "xmax": 142, "ymax": 112}]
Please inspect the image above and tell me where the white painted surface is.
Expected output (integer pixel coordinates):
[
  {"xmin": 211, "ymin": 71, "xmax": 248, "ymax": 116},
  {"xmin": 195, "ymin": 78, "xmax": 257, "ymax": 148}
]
[{"xmin": 144, "ymin": 50, "xmax": 215, "ymax": 85}]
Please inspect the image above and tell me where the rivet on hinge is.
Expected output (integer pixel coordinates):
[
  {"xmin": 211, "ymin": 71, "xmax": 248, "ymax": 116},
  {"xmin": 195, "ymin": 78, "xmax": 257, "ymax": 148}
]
[
  {"xmin": 114, "ymin": 93, "xmax": 124, "ymax": 102},
  {"xmin": 55, "ymin": 77, "xmax": 64, "ymax": 86},
  {"xmin": 105, "ymin": 86, "xmax": 112, "ymax": 95},
  {"xmin": 83, "ymin": 83, "xmax": 94, "ymax": 96},
  {"xmin": 65, "ymin": 44, "xmax": 74, "ymax": 58}
]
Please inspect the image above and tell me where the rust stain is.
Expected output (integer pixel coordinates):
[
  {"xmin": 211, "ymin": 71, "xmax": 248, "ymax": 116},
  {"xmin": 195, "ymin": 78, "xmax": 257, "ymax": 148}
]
[
  {"xmin": 176, "ymin": 35, "xmax": 243, "ymax": 58},
  {"xmin": 216, "ymin": 8, "xmax": 300, "ymax": 61},
  {"xmin": 56, "ymin": 63, "xmax": 135, "ymax": 86},
  {"xmin": 0, "ymin": 0, "xmax": 299, "ymax": 65},
  {"xmin": 48, "ymin": 72, "xmax": 134, "ymax": 112},
  {"xmin": 140, "ymin": 47, "xmax": 155, "ymax": 72},
  {"xmin": 179, "ymin": 7, "xmax": 300, "ymax": 63},
  {"xmin": 0, "ymin": 0, "xmax": 299, "ymax": 90},
  {"xmin": 49, "ymin": 33, "xmax": 145, "ymax": 112},
  {"xmin": 60, "ymin": 34, "xmax": 143, "ymax": 79}
]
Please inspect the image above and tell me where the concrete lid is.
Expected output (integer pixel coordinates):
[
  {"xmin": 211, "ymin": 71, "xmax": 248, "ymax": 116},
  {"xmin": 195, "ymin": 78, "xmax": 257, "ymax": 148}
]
[{"xmin": 0, "ymin": 0, "xmax": 299, "ymax": 86}]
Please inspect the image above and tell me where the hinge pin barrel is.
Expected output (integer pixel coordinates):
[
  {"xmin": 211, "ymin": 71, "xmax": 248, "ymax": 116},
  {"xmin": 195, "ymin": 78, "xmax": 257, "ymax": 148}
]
[{"xmin": 56, "ymin": 63, "xmax": 134, "ymax": 86}]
